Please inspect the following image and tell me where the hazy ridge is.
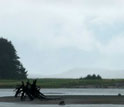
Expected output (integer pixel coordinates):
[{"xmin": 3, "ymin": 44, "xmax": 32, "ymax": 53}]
[{"xmin": 34, "ymin": 68, "xmax": 124, "ymax": 79}]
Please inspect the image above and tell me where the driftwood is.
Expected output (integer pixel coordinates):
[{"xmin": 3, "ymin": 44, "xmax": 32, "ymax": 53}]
[{"xmin": 14, "ymin": 80, "xmax": 47, "ymax": 101}]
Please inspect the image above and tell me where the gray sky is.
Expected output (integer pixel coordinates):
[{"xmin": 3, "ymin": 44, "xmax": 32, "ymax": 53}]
[{"xmin": 1, "ymin": 0, "xmax": 124, "ymax": 78}]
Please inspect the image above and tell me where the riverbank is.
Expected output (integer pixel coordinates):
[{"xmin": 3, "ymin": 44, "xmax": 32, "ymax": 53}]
[{"xmin": 0, "ymin": 95, "xmax": 124, "ymax": 104}]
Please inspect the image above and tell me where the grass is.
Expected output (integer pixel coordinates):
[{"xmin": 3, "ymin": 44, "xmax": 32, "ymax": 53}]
[{"xmin": 0, "ymin": 78, "xmax": 124, "ymax": 88}]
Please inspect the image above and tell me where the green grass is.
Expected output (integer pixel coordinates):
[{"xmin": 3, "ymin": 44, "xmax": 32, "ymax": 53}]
[{"xmin": 0, "ymin": 78, "xmax": 124, "ymax": 88}]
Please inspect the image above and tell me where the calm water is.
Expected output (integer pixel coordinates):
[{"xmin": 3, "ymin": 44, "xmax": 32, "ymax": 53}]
[
  {"xmin": 1, "ymin": 88, "xmax": 124, "ymax": 96},
  {"xmin": 0, "ymin": 88, "xmax": 124, "ymax": 107},
  {"xmin": 41, "ymin": 88, "xmax": 124, "ymax": 95}
]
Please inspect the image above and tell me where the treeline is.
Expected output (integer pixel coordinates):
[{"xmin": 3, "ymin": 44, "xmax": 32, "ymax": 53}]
[
  {"xmin": 0, "ymin": 37, "xmax": 27, "ymax": 79},
  {"xmin": 80, "ymin": 74, "xmax": 102, "ymax": 80}
]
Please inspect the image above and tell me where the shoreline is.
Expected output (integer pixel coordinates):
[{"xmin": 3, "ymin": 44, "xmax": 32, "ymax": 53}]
[
  {"xmin": 1, "ymin": 79, "xmax": 124, "ymax": 89},
  {"xmin": 0, "ymin": 95, "xmax": 124, "ymax": 104}
]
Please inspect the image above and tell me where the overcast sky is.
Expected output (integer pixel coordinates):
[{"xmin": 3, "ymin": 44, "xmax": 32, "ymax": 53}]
[{"xmin": 1, "ymin": 0, "xmax": 124, "ymax": 78}]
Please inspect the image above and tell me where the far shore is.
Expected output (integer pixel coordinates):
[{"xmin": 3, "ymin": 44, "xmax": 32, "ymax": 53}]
[
  {"xmin": 0, "ymin": 95, "xmax": 124, "ymax": 104},
  {"xmin": 0, "ymin": 79, "xmax": 124, "ymax": 88}
]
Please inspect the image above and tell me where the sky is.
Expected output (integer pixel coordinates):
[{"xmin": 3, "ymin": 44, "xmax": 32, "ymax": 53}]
[{"xmin": 0, "ymin": 0, "xmax": 124, "ymax": 78}]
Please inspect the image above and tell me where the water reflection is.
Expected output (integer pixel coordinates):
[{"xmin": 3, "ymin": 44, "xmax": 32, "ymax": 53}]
[
  {"xmin": 0, "ymin": 89, "xmax": 124, "ymax": 107},
  {"xmin": 0, "ymin": 88, "xmax": 124, "ymax": 97},
  {"xmin": 41, "ymin": 88, "xmax": 124, "ymax": 95}
]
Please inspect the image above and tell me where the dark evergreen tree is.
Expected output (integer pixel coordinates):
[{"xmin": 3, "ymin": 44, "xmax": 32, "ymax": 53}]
[
  {"xmin": 0, "ymin": 37, "xmax": 27, "ymax": 79},
  {"xmin": 84, "ymin": 74, "xmax": 102, "ymax": 80},
  {"xmin": 86, "ymin": 74, "xmax": 92, "ymax": 79},
  {"xmin": 92, "ymin": 74, "xmax": 97, "ymax": 79},
  {"xmin": 96, "ymin": 75, "xmax": 102, "ymax": 80}
]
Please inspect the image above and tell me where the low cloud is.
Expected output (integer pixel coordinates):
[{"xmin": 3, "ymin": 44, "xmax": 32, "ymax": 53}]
[
  {"xmin": 1, "ymin": 0, "xmax": 124, "ymax": 77},
  {"xmin": 99, "ymin": 35, "xmax": 124, "ymax": 54},
  {"xmin": 1, "ymin": 0, "xmax": 124, "ymax": 53}
]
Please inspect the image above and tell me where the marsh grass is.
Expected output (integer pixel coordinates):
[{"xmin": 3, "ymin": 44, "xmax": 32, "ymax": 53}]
[{"xmin": 0, "ymin": 78, "xmax": 124, "ymax": 88}]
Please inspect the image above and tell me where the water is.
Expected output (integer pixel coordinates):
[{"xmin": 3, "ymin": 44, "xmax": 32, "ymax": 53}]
[
  {"xmin": 1, "ymin": 88, "xmax": 124, "ymax": 96},
  {"xmin": 41, "ymin": 88, "xmax": 124, "ymax": 95},
  {"xmin": 0, "ymin": 88, "xmax": 124, "ymax": 107}
]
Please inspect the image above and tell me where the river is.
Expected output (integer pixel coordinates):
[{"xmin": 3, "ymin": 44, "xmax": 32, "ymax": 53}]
[{"xmin": 0, "ymin": 88, "xmax": 124, "ymax": 107}]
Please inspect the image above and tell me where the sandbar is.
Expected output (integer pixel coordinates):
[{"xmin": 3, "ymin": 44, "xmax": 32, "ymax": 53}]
[{"xmin": 0, "ymin": 95, "xmax": 124, "ymax": 104}]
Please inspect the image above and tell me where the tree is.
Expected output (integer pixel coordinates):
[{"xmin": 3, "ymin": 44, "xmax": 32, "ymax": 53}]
[
  {"xmin": 84, "ymin": 74, "xmax": 102, "ymax": 80},
  {"xmin": 0, "ymin": 37, "xmax": 27, "ymax": 79},
  {"xmin": 96, "ymin": 75, "xmax": 102, "ymax": 80}
]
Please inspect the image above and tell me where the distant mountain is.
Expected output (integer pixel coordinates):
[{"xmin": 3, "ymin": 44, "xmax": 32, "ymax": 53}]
[{"xmin": 39, "ymin": 68, "xmax": 124, "ymax": 79}]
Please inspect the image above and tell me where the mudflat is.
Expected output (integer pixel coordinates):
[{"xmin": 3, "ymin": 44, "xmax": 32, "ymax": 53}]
[{"xmin": 0, "ymin": 95, "xmax": 124, "ymax": 104}]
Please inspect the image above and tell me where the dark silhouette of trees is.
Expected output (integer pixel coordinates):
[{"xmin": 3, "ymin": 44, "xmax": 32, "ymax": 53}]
[
  {"xmin": 0, "ymin": 37, "xmax": 27, "ymax": 79},
  {"xmin": 84, "ymin": 74, "xmax": 102, "ymax": 80}
]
